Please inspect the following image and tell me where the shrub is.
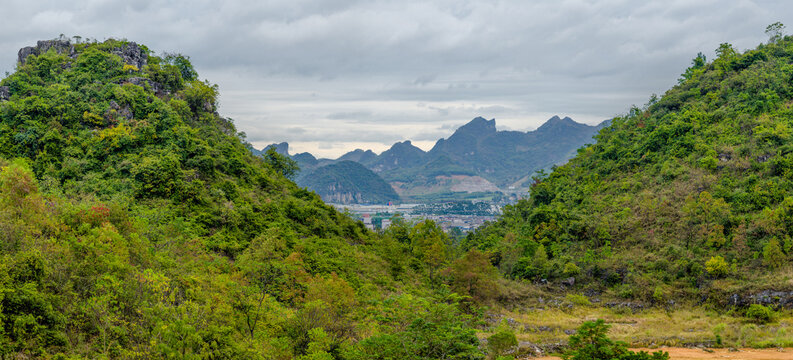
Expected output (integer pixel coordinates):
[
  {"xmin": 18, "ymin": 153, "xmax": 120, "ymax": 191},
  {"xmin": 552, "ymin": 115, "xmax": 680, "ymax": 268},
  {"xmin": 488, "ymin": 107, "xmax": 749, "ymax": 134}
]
[
  {"xmin": 487, "ymin": 320, "xmax": 517, "ymax": 359},
  {"xmin": 763, "ymin": 238, "xmax": 786, "ymax": 269},
  {"xmin": 746, "ymin": 304, "xmax": 774, "ymax": 323},
  {"xmin": 565, "ymin": 294, "xmax": 592, "ymax": 307},
  {"xmin": 563, "ymin": 262, "xmax": 581, "ymax": 276},
  {"xmin": 652, "ymin": 286, "xmax": 665, "ymax": 304},
  {"xmin": 562, "ymin": 319, "xmax": 669, "ymax": 360},
  {"xmin": 705, "ymin": 256, "xmax": 730, "ymax": 278}
]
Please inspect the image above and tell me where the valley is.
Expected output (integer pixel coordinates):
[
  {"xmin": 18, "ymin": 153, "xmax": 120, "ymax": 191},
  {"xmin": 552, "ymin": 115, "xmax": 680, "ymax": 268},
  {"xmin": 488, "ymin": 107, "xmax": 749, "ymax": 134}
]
[{"xmin": 3, "ymin": 14, "xmax": 793, "ymax": 360}]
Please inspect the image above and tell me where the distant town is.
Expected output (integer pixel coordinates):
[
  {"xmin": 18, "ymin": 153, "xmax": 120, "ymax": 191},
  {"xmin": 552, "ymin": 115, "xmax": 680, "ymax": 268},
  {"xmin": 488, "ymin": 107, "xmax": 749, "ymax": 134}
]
[{"xmin": 330, "ymin": 201, "xmax": 500, "ymax": 232}]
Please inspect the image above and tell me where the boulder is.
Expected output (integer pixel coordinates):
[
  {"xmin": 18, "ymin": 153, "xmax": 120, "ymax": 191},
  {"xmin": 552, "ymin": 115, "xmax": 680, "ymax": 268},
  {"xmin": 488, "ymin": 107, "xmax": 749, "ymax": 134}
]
[{"xmin": 0, "ymin": 86, "xmax": 9, "ymax": 101}]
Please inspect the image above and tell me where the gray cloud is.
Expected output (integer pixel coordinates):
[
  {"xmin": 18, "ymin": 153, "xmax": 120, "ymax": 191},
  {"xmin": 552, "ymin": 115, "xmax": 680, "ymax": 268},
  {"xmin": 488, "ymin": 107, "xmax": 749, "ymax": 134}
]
[{"xmin": 1, "ymin": 1, "xmax": 792, "ymax": 157}]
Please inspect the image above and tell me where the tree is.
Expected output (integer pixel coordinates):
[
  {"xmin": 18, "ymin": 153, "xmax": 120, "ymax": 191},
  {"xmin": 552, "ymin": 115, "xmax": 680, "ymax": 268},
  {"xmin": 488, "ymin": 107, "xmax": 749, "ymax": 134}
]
[
  {"xmin": 264, "ymin": 147, "xmax": 299, "ymax": 180},
  {"xmin": 446, "ymin": 249, "xmax": 499, "ymax": 302},
  {"xmin": 164, "ymin": 53, "xmax": 199, "ymax": 81},
  {"xmin": 679, "ymin": 52, "xmax": 707, "ymax": 83},
  {"xmin": 716, "ymin": 43, "xmax": 737, "ymax": 59},
  {"xmin": 763, "ymin": 238, "xmax": 786, "ymax": 269},
  {"xmin": 409, "ymin": 220, "xmax": 448, "ymax": 280},
  {"xmin": 766, "ymin": 22, "xmax": 786, "ymax": 43}
]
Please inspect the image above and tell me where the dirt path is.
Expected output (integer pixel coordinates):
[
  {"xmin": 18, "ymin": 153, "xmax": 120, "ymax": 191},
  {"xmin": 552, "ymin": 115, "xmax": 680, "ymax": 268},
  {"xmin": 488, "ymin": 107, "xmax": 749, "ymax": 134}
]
[{"xmin": 535, "ymin": 348, "xmax": 793, "ymax": 359}]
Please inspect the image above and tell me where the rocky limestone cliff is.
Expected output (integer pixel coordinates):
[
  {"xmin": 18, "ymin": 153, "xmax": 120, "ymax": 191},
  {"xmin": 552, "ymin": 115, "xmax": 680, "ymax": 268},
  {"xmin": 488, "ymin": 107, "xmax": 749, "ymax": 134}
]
[
  {"xmin": 18, "ymin": 39, "xmax": 147, "ymax": 69},
  {"xmin": 112, "ymin": 42, "xmax": 147, "ymax": 69},
  {"xmin": 18, "ymin": 39, "xmax": 76, "ymax": 65}
]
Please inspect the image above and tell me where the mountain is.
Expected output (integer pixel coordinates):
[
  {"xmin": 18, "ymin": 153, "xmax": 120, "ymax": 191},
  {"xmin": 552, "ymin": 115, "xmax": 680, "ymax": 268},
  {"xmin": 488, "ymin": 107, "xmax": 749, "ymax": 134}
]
[
  {"xmin": 266, "ymin": 116, "xmax": 605, "ymax": 203},
  {"xmin": 466, "ymin": 35, "xmax": 793, "ymax": 303},
  {"xmin": 292, "ymin": 151, "xmax": 319, "ymax": 167},
  {"xmin": 372, "ymin": 115, "xmax": 606, "ymax": 202},
  {"xmin": 337, "ymin": 148, "xmax": 378, "ymax": 164},
  {"xmin": 370, "ymin": 140, "xmax": 427, "ymax": 173},
  {"xmin": 425, "ymin": 115, "xmax": 608, "ymax": 188},
  {"xmin": 251, "ymin": 143, "xmax": 395, "ymax": 203},
  {"xmin": 297, "ymin": 161, "xmax": 400, "ymax": 204},
  {"xmin": 264, "ymin": 141, "xmax": 289, "ymax": 155},
  {"xmin": 0, "ymin": 38, "xmax": 484, "ymax": 358}
]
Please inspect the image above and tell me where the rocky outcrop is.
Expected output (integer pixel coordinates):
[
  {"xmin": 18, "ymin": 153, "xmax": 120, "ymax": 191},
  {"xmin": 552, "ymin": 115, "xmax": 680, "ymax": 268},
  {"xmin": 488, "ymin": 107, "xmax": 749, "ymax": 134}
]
[
  {"xmin": 111, "ymin": 42, "xmax": 147, "ymax": 69},
  {"xmin": 18, "ymin": 40, "xmax": 147, "ymax": 70},
  {"xmin": 18, "ymin": 40, "xmax": 76, "ymax": 65},
  {"xmin": 117, "ymin": 77, "xmax": 164, "ymax": 94},
  {"xmin": 727, "ymin": 290, "xmax": 793, "ymax": 308},
  {"xmin": 0, "ymin": 86, "xmax": 9, "ymax": 101},
  {"xmin": 107, "ymin": 100, "xmax": 133, "ymax": 120}
]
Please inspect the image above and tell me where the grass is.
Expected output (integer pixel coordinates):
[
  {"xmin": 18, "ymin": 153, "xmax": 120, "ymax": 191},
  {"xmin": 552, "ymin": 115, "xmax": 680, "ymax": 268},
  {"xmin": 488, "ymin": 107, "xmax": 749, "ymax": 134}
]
[{"xmin": 484, "ymin": 303, "xmax": 793, "ymax": 349}]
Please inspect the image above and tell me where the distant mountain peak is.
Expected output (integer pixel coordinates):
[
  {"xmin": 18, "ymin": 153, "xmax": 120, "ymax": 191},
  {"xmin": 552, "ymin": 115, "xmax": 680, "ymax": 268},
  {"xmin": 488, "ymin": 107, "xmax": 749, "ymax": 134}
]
[
  {"xmin": 388, "ymin": 140, "xmax": 425, "ymax": 153},
  {"xmin": 545, "ymin": 115, "xmax": 576, "ymax": 124},
  {"xmin": 455, "ymin": 117, "xmax": 497, "ymax": 135},
  {"xmin": 264, "ymin": 142, "xmax": 289, "ymax": 156},
  {"xmin": 536, "ymin": 115, "xmax": 582, "ymax": 133},
  {"xmin": 337, "ymin": 148, "xmax": 378, "ymax": 164}
]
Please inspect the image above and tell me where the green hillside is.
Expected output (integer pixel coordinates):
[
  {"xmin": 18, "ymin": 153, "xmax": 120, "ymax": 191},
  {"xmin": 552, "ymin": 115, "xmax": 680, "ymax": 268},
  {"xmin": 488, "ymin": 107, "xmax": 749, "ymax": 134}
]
[
  {"xmin": 0, "ymin": 38, "xmax": 491, "ymax": 359},
  {"xmin": 297, "ymin": 161, "xmax": 400, "ymax": 204},
  {"xmin": 467, "ymin": 33, "xmax": 793, "ymax": 303}
]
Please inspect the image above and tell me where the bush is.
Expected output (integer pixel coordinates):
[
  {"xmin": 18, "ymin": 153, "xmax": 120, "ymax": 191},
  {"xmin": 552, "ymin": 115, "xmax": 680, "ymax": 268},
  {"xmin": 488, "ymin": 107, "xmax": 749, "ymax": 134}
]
[
  {"xmin": 763, "ymin": 238, "xmax": 786, "ymax": 269},
  {"xmin": 746, "ymin": 304, "xmax": 775, "ymax": 323},
  {"xmin": 563, "ymin": 262, "xmax": 581, "ymax": 276},
  {"xmin": 705, "ymin": 256, "xmax": 730, "ymax": 278},
  {"xmin": 565, "ymin": 294, "xmax": 592, "ymax": 307},
  {"xmin": 487, "ymin": 320, "xmax": 517, "ymax": 359},
  {"xmin": 562, "ymin": 319, "xmax": 669, "ymax": 360}
]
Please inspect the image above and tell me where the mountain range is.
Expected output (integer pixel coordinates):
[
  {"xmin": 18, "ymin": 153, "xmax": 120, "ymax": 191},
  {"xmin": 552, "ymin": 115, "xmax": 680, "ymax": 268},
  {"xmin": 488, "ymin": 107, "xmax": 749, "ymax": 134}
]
[{"xmin": 262, "ymin": 115, "xmax": 608, "ymax": 203}]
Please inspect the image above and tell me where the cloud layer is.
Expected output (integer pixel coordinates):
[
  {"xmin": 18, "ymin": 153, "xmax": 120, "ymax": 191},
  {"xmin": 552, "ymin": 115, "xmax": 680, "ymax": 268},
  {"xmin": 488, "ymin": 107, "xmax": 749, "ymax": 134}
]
[{"xmin": 2, "ymin": 1, "xmax": 791, "ymax": 157}]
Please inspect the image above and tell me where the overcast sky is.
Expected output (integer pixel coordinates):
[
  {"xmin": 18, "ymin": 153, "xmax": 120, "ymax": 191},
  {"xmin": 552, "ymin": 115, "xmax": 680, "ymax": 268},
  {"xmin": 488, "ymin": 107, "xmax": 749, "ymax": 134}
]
[{"xmin": 2, "ymin": 1, "xmax": 792, "ymax": 158}]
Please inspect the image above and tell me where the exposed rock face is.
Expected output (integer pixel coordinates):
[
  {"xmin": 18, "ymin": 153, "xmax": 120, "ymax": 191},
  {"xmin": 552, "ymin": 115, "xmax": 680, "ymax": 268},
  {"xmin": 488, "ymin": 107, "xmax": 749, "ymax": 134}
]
[
  {"xmin": 112, "ymin": 42, "xmax": 147, "ymax": 69},
  {"xmin": 118, "ymin": 77, "xmax": 164, "ymax": 94},
  {"xmin": 0, "ymin": 86, "xmax": 9, "ymax": 101},
  {"xmin": 264, "ymin": 142, "xmax": 290, "ymax": 156},
  {"xmin": 18, "ymin": 40, "xmax": 76, "ymax": 65},
  {"xmin": 108, "ymin": 100, "xmax": 133, "ymax": 120},
  {"xmin": 18, "ymin": 40, "xmax": 147, "ymax": 70},
  {"xmin": 728, "ymin": 290, "xmax": 793, "ymax": 308}
]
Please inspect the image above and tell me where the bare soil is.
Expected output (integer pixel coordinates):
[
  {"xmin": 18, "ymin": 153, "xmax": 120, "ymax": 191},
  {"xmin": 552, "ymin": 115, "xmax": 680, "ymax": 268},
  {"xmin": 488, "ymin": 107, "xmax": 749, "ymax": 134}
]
[{"xmin": 535, "ymin": 348, "xmax": 793, "ymax": 359}]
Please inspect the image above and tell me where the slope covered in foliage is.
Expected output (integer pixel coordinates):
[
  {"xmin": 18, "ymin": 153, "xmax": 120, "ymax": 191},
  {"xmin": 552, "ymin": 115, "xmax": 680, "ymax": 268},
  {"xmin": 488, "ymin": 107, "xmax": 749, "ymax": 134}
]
[
  {"xmin": 296, "ymin": 160, "xmax": 400, "ymax": 204},
  {"xmin": 467, "ymin": 34, "xmax": 793, "ymax": 303},
  {"xmin": 0, "ymin": 38, "xmax": 493, "ymax": 359}
]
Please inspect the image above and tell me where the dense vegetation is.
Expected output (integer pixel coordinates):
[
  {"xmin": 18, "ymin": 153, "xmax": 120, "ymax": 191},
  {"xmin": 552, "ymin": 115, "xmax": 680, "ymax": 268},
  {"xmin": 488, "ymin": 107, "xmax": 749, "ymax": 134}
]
[
  {"xmin": 467, "ymin": 30, "xmax": 793, "ymax": 303},
  {"xmin": 0, "ymin": 38, "xmax": 499, "ymax": 359}
]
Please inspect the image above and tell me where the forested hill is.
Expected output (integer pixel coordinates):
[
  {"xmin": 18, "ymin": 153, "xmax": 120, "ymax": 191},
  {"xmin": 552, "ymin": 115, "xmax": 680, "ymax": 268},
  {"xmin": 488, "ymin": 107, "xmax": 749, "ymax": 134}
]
[
  {"xmin": 467, "ymin": 34, "xmax": 793, "ymax": 302},
  {"xmin": 296, "ymin": 160, "xmax": 401, "ymax": 204},
  {"xmin": 0, "ymin": 38, "xmax": 490, "ymax": 358}
]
